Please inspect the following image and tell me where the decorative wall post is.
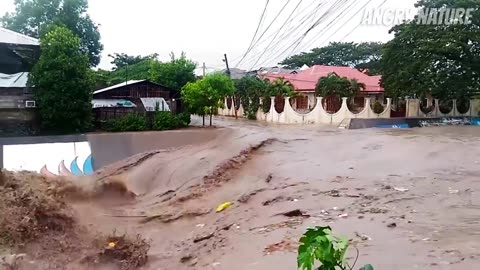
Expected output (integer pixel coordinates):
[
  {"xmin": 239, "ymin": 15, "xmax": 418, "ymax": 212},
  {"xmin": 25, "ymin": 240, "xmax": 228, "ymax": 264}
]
[
  {"xmin": 434, "ymin": 98, "xmax": 440, "ymax": 117},
  {"xmin": 452, "ymin": 99, "xmax": 457, "ymax": 116}
]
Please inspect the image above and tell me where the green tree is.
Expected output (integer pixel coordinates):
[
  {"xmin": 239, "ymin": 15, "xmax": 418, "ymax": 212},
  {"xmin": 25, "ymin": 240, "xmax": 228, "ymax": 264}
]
[
  {"xmin": 234, "ymin": 76, "xmax": 269, "ymax": 119},
  {"xmin": 108, "ymin": 53, "xmax": 159, "ymax": 70},
  {"xmin": 280, "ymin": 42, "xmax": 384, "ymax": 75},
  {"xmin": 150, "ymin": 52, "xmax": 197, "ymax": 90},
  {"xmin": 267, "ymin": 78, "xmax": 296, "ymax": 97},
  {"xmin": 381, "ymin": 0, "xmax": 480, "ymax": 100},
  {"xmin": 2, "ymin": 0, "xmax": 103, "ymax": 66},
  {"xmin": 181, "ymin": 80, "xmax": 209, "ymax": 125},
  {"xmin": 92, "ymin": 54, "xmax": 158, "ymax": 89},
  {"xmin": 29, "ymin": 25, "xmax": 94, "ymax": 133},
  {"xmin": 315, "ymin": 73, "xmax": 365, "ymax": 97},
  {"xmin": 181, "ymin": 73, "xmax": 235, "ymax": 126}
]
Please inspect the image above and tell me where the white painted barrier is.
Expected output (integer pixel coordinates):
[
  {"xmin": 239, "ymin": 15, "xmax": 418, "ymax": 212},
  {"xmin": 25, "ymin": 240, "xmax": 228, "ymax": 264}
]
[
  {"xmin": 219, "ymin": 96, "xmax": 480, "ymax": 125},
  {"xmin": 3, "ymin": 141, "xmax": 93, "ymax": 176}
]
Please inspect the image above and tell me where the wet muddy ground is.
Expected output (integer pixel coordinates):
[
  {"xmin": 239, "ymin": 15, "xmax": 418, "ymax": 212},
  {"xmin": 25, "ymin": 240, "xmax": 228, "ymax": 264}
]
[{"xmin": 75, "ymin": 117, "xmax": 480, "ymax": 270}]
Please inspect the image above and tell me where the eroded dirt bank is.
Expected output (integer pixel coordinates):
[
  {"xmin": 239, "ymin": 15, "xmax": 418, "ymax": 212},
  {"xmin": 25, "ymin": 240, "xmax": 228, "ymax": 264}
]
[{"xmin": 3, "ymin": 120, "xmax": 480, "ymax": 269}]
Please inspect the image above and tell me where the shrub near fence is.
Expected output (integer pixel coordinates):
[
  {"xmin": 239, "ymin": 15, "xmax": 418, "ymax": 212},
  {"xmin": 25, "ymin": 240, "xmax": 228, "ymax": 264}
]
[
  {"xmin": 106, "ymin": 113, "xmax": 148, "ymax": 132},
  {"xmin": 153, "ymin": 112, "xmax": 190, "ymax": 130},
  {"xmin": 106, "ymin": 112, "xmax": 191, "ymax": 132}
]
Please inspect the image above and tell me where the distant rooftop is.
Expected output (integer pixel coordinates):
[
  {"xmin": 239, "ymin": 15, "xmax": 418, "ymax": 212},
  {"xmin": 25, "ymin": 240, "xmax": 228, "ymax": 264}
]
[
  {"xmin": 0, "ymin": 27, "xmax": 39, "ymax": 46},
  {"xmin": 93, "ymin": 80, "xmax": 146, "ymax": 95}
]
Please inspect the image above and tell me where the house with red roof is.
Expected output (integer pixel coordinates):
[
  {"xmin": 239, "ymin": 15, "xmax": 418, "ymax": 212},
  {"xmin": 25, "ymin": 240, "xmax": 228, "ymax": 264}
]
[{"xmin": 261, "ymin": 65, "xmax": 384, "ymax": 112}]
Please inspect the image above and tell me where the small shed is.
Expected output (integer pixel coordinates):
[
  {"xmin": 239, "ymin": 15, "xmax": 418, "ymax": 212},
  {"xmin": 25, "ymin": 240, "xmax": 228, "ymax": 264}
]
[{"xmin": 92, "ymin": 80, "xmax": 178, "ymax": 123}]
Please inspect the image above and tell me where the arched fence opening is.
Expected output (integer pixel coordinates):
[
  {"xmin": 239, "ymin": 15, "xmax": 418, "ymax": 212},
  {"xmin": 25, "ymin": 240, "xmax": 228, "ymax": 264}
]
[
  {"xmin": 292, "ymin": 95, "xmax": 311, "ymax": 113},
  {"xmin": 390, "ymin": 98, "xmax": 406, "ymax": 118},
  {"xmin": 420, "ymin": 98, "xmax": 435, "ymax": 114},
  {"xmin": 262, "ymin": 97, "xmax": 271, "ymax": 113},
  {"xmin": 439, "ymin": 100, "xmax": 453, "ymax": 114},
  {"xmin": 456, "ymin": 98, "xmax": 470, "ymax": 114},
  {"xmin": 274, "ymin": 95, "xmax": 285, "ymax": 113},
  {"xmin": 347, "ymin": 96, "xmax": 365, "ymax": 113},
  {"xmin": 370, "ymin": 98, "xmax": 385, "ymax": 114},
  {"xmin": 322, "ymin": 95, "xmax": 342, "ymax": 114}
]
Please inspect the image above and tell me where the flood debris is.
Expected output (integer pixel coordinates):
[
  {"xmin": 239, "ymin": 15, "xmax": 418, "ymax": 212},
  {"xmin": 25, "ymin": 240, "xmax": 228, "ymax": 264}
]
[
  {"xmin": 83, "ymin": 234, "xmax": 150, "ymax": 270},
  {"xmin": 265, "ymin": 173, "xmax": 273, "ymax": 183},
  {"xmin": 264, "ymin": 239, "xmax": 297, "ymax": 254},
  {"xmin": 276, "ymin": 209, "xmax": 310, "ymax": 218},
  {"xmin": 216, "ymin": 202, "xmax": 232, "ymax": 212},
  {"xmin": 263, "ymin": 195, "xmax": 293, "ymax": 206},
  {"xmin": 355, "ymin": 232, "xmax": 372, "ymax": 241},
  {"xmin": 193, "ymin": 232, "xmax": 215, "ymax": 243},
  {"xmin": 140, "ymin": 208, "xmax": 211, "ymax": 224},
  {"xmin": 394, "ymin": 187, "xmax": 409, "ymax": 192},
  {"xmin": 387, "ymin": 222, "xmax": 397, "ymax": 228},
  {"xmin": 180, "ymin": 254, "xmax": 195, "ymax": 263},
  {"xmin": 1, "ymin": 253, "xmax": 26, "ymax": 269},
  {"xmin": 448, "ymin": 188, "xmax": 460, "ymax": 194},
  {"xmin": 238, "ymin": 188, "xmax": 267, "ymax": 203}
]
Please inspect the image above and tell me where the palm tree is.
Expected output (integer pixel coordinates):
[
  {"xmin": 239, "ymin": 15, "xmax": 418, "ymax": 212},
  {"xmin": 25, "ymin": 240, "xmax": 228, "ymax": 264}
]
[{"xmin": 268, "ymin": 78, "xmax": 296, "ymax": 97}]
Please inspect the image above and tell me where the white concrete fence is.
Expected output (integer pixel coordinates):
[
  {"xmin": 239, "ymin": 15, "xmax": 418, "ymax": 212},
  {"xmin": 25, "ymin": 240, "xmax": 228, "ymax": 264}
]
[{"xmin": 218, "ymin": 97, "xmax": 480, "ymax": 125}]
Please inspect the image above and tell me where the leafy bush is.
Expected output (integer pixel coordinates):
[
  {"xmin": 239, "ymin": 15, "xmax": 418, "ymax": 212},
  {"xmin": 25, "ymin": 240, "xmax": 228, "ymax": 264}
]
[
  {"xmin": 298, "ymin": 226, "xmax": 373, "ymax": 270},
  {"xmin": 107, "ymin": 113, "xmax": 147, "ymax": 132},
  {"xmin": 177, "ymin": 113, "xmax": 191, "ymax": 127},
  {"xmin": 372, "ymin": 101, "xmax": 384, "ymax": 114},
  {"xmin": 153, "ymin": 112, "xmax": 190, "ymax": 130}
]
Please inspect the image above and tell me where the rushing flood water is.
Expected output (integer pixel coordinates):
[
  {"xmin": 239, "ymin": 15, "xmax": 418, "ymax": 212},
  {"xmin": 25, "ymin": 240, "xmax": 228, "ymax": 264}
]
[{"xmin": 67, "ymin": 118, "xmax": 480, "ymax": 269}]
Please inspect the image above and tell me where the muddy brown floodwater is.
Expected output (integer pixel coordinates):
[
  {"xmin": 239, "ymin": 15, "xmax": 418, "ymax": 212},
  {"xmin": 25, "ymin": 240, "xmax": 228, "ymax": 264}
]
[{"xmin": 75, "ymin": 117, "xmax": 480, "ymax": 270}]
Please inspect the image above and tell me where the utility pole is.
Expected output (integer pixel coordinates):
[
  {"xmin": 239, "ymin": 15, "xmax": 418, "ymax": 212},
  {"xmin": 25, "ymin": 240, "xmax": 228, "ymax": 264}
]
[
  {"xmin": 202, "ymin": 62, "xmax": 206, "ymax": 77},
  {"xmin": 223, "ymin": 54, "xmax": 231, "ymax": 76},
  {"xmin": 223, "ymin": 54, "xmax": 237, "ymax": 119}
]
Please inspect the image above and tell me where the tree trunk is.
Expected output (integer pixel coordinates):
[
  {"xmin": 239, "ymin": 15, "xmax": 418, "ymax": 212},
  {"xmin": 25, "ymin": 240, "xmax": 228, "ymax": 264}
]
[
  {"xmin": 234, "ymin": 96, "xmax": 238, "ymax": 119},
  {"xmin": 202, "ymin": 115, "xmax": 205, "ymax": 126},
  {"xmin": 209, "ymin": 112, "xmax": 213, "ymax": 126}
]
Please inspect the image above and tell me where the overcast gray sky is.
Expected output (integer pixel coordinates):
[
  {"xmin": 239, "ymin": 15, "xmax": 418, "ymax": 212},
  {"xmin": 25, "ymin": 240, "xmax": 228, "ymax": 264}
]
[{"xmin": 1, "ymin": 0, "xmax": 417, "ymax": 72}]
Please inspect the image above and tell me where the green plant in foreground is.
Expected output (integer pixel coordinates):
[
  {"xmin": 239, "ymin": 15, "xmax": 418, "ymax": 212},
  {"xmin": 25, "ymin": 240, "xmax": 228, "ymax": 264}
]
[{"xmin": 298, "ymin": 226, "xmax": 373, "ymax": 270}]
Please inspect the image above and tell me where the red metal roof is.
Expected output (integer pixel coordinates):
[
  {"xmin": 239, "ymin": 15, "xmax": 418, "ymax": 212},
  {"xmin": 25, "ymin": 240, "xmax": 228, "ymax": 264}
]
[{"xmin": 262, "ymin": 65, "xmax": 384, "ymax": 93}]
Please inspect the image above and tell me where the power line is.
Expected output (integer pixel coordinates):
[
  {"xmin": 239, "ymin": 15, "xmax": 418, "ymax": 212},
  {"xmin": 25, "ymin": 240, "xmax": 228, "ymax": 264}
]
[
  {"xmin": 298, "ymin": 0, "xmax": 362, "ymax": 52},
  {"xmin": 248, "ymin": 0, "xmax": 304, "ymax": 70},
  {"xmin": 287, "ymin": 0, "xmax": 348, "ymax": 57},
  {"xmin": 248, "ymin": 0, "xmax": 293, "ymax": 52},
  {"xmin": 264, "ymin": 0, "xmax": 346, "ymax": 65},
  {"xmin": 340, "ymin": 0, "xmax": 387, "ymax": 41},
  {"xmin": 248, "ymin": 0, "xmax": 313, "ymax": 49},
  {"xmin": 244, "ymin": 1, "xmax": 329, "ymax": 69},
  {"xmin": 235, "ymin": 0, "xmax": 270, "ymax": 67}
]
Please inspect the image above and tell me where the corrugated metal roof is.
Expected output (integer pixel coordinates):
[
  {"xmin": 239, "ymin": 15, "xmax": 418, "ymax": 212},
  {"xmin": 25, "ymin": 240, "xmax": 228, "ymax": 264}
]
[
  {"xmin": 261, "ymin": 65, "xmax": 384, "ymax": 93},
  {"xmin": 91, "ymin": 99, "xmax": 137, "ymax": 108},
  {"xmin": 93, "ymin": 80, "xmax": 146, "ymax": 95},
  {"xmin": 0, "ymin": 72, "xmax": 29, "ymax": 88},
  {"xmin": 140, "ymin": 98, "xmax": 170, "ymax": 112},
  {"xmin": 0, "ymin": 27, "xmax": 39, "ymax": 46}
]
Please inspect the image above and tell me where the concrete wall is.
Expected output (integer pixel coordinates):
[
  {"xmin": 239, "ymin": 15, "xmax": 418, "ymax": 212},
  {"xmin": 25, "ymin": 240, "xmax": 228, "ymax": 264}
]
[
  {"xmin": 407, "ymin": 99, "xmax": 476, "ymax": 118},
  {"xmin": 219, "ymin": 96, "xmax": 479, "ymax": 126},
  {"xmin": 219, "ymin": 96, "xmax": 391, "ymax": 125},
  {"xmin": 0, "ymin": 134, "xmax": 92, "ymax": 177}
]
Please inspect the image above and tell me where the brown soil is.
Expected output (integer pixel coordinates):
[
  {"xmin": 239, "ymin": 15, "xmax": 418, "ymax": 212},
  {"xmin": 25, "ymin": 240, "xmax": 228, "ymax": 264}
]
[{"xmin": 0, "ymin": 170, "xmax": 149, "ymax": 270}]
